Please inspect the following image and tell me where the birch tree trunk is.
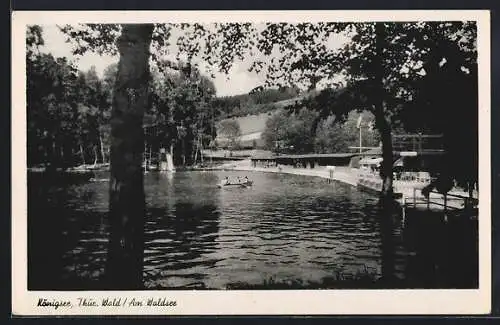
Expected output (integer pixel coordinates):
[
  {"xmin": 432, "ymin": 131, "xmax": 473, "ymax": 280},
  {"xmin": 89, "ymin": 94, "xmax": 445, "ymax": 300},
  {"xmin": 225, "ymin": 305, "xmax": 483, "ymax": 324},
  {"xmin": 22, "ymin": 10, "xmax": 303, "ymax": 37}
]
[
  {"xmin": 193, "ymin": 137, "xmax": 199, "ymax": 165},
  {"xmin": 200, "ymin": 137, "xmax": 204, "ymax": 164},
  {"xmin": 182, "ymin": 138, "xmax": 186, "ymax": 166},
  {"xmin": 93, "ymin": 146, "xmax": 98, "ymax": 166},
  {"xmin": 99, "ymin": 130, "xmax": 106, "ymax": 163},
  {"xmin": 148, "ymin": 145, "xmax": 152, "ymax": 167},
  {"xmin": 80, "ymin": 143, "xmax": 86, "ymax": 165},
  {"xmin": 170, "ymin": 143, "xmax": 175, "ymax": 169},
  {"xmin": 105, "ymin": 24, "xmax": 153, "ymax": 289}
]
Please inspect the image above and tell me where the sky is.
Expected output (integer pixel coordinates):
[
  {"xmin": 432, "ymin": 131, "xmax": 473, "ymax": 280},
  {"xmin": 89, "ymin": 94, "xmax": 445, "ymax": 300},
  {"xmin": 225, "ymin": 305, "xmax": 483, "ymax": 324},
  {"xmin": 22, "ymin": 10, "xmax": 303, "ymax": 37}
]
[
  {"xmin": 39, "ymin": 25, "xmax": 268, "ymax": 97},
  {"xmin": 38, "ymin": 24, "xmax": 350, "ymax": 97}
]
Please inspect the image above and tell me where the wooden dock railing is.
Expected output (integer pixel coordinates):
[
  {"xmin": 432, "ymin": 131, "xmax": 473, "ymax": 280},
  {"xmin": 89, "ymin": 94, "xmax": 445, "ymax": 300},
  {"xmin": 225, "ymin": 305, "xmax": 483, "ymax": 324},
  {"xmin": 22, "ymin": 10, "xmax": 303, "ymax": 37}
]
[
  {"xmin": 392, "ymin": 134, "xmax": 444, "ymax": 154},
  {"xmin": 401, "ymin": 188, "xmax": 478, "ymax": 224}
]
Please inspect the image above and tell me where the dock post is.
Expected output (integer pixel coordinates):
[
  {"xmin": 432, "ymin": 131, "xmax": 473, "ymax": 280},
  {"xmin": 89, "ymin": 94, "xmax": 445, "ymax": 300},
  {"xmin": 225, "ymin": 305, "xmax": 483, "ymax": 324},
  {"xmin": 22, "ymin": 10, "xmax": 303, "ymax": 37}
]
[
  {"xmin": 443, "ymin": 193, "xmax": 448, "ymax": 223},
  {"xmin": 159, "ymin": 148, "xmax": 167, "ymax": 171},
  {"xmin": 402, "ymin": 196, "xmax": 406, "ymax": 227},
  {"xmin": 413, "ymin": 188, "xmax": 416, "ymax": 208},
  {"xmin": 444, "ymin": 193, "xmax": 447, "ymax": 212}
]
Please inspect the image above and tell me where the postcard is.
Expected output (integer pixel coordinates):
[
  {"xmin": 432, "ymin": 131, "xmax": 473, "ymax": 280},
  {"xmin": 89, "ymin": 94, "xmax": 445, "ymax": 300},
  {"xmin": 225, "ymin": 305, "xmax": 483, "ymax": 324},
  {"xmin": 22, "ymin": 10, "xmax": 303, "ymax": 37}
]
[{"xmin": 12, "ymin": 9, "xmax": 491, "ymax": 315}]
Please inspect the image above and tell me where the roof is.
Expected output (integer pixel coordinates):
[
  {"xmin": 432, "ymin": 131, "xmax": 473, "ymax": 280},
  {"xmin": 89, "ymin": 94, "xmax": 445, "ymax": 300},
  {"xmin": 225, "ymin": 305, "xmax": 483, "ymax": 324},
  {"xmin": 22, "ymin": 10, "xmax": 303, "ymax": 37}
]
[
  {"xmin": 276, "ymin": 153, "xmax": 356, "ymax": 159},
  {"xmin": 238, "ymin": 132, "xmax": 263, "ymax": 142},
  {"xmin": 251, "ymin": 150, "xmax": 276, "ymax": 159},
  {"xmin": 359, "ymin": 147, "xmax": 382, "ymax": 155},
  {"xmin": 359, "ymin": 157, "xmax": 383, "ymax": 165}
]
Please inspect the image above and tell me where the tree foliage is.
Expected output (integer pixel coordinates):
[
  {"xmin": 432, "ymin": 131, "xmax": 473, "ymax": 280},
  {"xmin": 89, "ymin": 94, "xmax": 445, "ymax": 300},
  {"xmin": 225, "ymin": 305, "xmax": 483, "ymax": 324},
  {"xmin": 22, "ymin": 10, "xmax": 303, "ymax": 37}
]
[
  {"xmin": 315, "ymin": 111, "xmax": 380, "ymax": 153},
  {"xmin": 212, "ymin": 86, "xmax": 301, "ymax": 119},
  {"xmin": 262, "ymin": 109, "xmax": 379, "ymax": 154},
  {"xmin": 217, "ymin": 119, "xmax": 241, "ymax": 149},
  {"xmin": 27, "ymin": 25, "xmax": 114, "ymax": 169},
  {"xmin": 149, "ymin": 62, "xmax": 216, "ymax": 165},
  {"xmin": 50, "ymin": 21, "xmax": 478, "ymax": 288},
  {"xmin": 27, "ymin": 25, "xmax": 113, "ymax": 168},
  {"xmin": 245, "ymin": 21, "xmax": 477, "ymax": 192},
  {"xmin": 59, "ymin": 21, "xmax": 478, "ymax": 189},
  {"xmin": 27, "ymin": 25, "xmax": 219, "ymax": 169}
]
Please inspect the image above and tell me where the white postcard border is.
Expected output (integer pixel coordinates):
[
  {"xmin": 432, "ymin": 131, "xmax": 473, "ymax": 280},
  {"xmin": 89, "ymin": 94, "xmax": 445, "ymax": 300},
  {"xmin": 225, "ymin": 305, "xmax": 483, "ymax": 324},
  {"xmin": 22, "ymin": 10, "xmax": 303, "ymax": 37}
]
[{"xmin": 11, "ymin": 10, "xmax": 491, "ymax": 316}]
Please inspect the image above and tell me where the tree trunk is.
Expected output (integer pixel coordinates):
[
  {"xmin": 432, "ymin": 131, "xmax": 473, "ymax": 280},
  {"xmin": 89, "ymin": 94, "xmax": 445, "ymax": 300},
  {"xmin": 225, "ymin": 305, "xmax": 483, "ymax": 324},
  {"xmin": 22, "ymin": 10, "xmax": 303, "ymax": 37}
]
[
  {"xmin": 374, "ymin": 22, "xmax": 394, "ymax": 199},
  {"xmin": 375, "ymin": 104, "xmax": 394, "ymax": 198},
  {"xmin": 79, "ymin": 143, "xmax": 86, "ymax": 165},
  {"xmin": 182, "ymin": 138, "xmax": 186, "ymax": 166},
  {"xmin": 200, "ymin": 137, "xmax": 204, "ymax": 164},
  {"xmin": 93, "ymin": 146, "xmax": 98, "ymax": 166},
  {"xmin": 193, "ymin": 137, "xmax": 199, "ymax": 165},
  {"xmin": 99, "ymin": 130, "xmax": 106, "ymax": 163},
  {"xmin": 59, "ymin": 141, "xmax": 64, "ymax": 166},
  {"xmin": 105, "ymin": 24, "xmax": 153, "ymax": 290},
  {"xmin": 51, "ymin": 139, "xmax": 57, "ymax": 167},
  {"xmin": 148, "ymin": 145, "xmax": 152, "ymax": 167},
  {"xmin": 374, "ymin": 22, "xmax": 396, "ymax": 285}
]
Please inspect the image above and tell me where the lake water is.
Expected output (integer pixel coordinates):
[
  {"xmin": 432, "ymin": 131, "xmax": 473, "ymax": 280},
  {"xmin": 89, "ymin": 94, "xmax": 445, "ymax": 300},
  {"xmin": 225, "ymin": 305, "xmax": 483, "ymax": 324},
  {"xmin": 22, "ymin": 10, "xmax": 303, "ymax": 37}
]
[{"xmin": 27, "ymin": 170, "xmax": 478, "ymax": 290}]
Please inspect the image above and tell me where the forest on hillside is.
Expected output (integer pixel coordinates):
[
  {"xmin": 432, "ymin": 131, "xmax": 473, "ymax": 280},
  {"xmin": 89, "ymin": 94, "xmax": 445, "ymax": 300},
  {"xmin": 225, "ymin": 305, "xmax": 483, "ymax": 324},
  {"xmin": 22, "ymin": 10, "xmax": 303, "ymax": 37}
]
[
  {"xmin": 211, "ymin": 86, "xmax": 303, "ymax": 119},
  {"xmin": 27, "ymin": 25, "xmax": 219, "ymax": 168}
]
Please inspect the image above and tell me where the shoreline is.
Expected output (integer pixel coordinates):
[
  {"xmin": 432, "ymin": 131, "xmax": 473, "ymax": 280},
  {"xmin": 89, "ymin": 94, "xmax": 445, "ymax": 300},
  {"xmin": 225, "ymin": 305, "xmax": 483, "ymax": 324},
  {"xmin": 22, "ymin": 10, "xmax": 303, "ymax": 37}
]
[
  {"xmin": 228, "ymin": 161, "xmax": 358, "ymax": 186},
  {"xmin": 222, "ymin": 160, "xmax": 475, "ymax": 212}
]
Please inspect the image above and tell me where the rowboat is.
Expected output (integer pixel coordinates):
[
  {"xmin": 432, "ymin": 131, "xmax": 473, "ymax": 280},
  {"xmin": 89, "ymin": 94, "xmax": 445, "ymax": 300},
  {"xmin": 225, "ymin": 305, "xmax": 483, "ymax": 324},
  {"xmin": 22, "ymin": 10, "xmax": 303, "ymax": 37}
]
[{"xmin": 217, "ymin": 181, "xmax": 253, "ymax": 188}]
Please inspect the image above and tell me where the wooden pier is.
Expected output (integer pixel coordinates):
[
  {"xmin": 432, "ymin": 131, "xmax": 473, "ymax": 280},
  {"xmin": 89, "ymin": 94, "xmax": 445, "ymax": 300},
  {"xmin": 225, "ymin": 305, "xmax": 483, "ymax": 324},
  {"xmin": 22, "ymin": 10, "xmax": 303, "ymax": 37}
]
[{"xmin": 401, "ymin": 188, "xmax": 478, "ymax": 224}]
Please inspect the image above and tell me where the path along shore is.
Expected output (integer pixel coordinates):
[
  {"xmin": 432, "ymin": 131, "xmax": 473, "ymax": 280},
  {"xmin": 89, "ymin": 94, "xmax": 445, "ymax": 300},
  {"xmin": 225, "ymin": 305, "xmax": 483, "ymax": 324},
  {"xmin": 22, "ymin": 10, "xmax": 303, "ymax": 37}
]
[{"xmin": 223, "ymin": 159, "xmax": 476, "ymax": 212}]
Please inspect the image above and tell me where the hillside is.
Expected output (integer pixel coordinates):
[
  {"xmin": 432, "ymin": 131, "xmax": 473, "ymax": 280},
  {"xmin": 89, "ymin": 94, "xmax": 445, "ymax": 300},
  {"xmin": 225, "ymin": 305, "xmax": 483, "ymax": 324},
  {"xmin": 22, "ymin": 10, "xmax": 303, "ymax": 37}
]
[
  {"xmin": 212, "ymin": 86, "xmax": 308, "ymax": 119},
  {"xmin": 214, "ymin": 93, "xmax": 314, "ymax": 148},
  {"xmin": 215, "ymin": 112, "xmax": 274, "ymax": 148}
]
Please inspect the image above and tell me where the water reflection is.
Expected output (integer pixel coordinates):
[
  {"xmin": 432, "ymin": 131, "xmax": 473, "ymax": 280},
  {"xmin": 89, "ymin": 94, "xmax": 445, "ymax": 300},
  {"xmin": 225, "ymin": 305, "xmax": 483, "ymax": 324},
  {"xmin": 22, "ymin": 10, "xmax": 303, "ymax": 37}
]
[
  {"xmin": 27, "ymin": 170, "xmax": 478, "ymax": 290},
  {"xmin": 28, "ymin": 173, "xmax": 110, "ymax": 290},
  {"xmin": 144, "ymin": 204, "xmax": 220, "ymax": 289}
]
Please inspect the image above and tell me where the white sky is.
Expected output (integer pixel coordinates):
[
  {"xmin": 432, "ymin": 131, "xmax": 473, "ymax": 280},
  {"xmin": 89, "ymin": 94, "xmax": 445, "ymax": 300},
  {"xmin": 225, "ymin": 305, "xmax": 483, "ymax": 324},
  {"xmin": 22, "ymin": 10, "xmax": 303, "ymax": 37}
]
[
  {"xmin": 38, "ymin": 24, "xmax": 351, "ymax": 96},
  {"xmin": 39, "ymin": 25, "xmax": 268, "ymax": 97}
]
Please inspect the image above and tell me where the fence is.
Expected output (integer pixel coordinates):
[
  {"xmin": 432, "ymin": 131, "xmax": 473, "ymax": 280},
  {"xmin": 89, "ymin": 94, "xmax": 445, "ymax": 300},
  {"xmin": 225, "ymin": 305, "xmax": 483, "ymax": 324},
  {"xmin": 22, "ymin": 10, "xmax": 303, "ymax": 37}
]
[
  {"xmin": 393, "ymin": 134, "xmax": 444, "ymax": 153},
  {"xmin": 401, "ymin": 188, "xmax": 478, "ymax": 223}
]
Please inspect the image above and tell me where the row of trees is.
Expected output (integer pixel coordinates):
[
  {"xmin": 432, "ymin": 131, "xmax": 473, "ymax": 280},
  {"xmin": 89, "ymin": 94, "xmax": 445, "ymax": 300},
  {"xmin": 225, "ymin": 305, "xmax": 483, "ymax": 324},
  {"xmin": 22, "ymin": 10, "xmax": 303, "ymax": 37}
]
[
  {"xmin": 148, "ymin": 62, "xmax": 217, "ymax": 166},
  {"xmin": 212, "ymin": 86, "xmax": 301, "ymax": 119},
  {"xmin": 262, "ymin": 109, "xmax": 380, "ymax": 154},
  {"xmin": 27, "ymin": 26, "xmax": 114, "ymax": 169},
  {"xmin": 27, "ymin": 26, "xmax": 218, "ymax": 169}
]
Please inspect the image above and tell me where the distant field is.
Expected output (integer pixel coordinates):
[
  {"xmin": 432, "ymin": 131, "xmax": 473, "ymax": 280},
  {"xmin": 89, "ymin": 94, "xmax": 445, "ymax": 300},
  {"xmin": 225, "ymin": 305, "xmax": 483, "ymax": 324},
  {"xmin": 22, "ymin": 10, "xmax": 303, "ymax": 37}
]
[
  {"xmin": 234, "ymin": 112, "xmax": 274, "ymax": 134},
  {"xmin": 215, "ymin": 94, "xmax": 310, "ymax": 147},
  {"xmin": 215, "ymin": 112, "xmax": 273, "ymax": 148}
]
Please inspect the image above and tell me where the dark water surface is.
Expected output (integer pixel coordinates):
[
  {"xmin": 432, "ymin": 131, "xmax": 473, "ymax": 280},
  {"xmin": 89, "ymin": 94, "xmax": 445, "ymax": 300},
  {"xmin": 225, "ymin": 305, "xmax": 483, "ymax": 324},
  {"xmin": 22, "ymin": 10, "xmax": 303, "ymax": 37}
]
[{"xmin": 28, "ymin": 170, "xmax": 478, "ymax": 290}]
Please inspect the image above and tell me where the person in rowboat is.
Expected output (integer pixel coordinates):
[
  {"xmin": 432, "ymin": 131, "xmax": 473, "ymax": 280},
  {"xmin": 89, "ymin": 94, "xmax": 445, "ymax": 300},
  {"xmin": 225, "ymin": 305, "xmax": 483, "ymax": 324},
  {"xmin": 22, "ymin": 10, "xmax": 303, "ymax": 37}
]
[
  {"xmin": 222, "ymin": 176, "xmax": 230, "ymax": 186},
  {"xmin": 244, "ymin": 176, "xmax": 249, "ymax": 184}
]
